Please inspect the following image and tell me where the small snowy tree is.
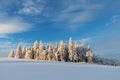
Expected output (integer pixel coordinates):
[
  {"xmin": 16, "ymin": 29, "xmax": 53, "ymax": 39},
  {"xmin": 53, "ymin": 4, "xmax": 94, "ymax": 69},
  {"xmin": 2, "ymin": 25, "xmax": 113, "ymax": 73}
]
[
  {"xmin": 68, "ymin": 37, "xmax": 74, "ymax": 61},
  {"xmin": 15, "ymin": 44, "xmax": 22, "ymax": 59},
  {"xmin": 53, "ymin": 43, "xmax": 58, "ymax": 52},
  {"xmin": 52, "ymin": 43, "xmax": 58, "ymax": 60},
  {"xmin": 39, "ymin": 40, "xmax": 43, "ymax": 50},
  {"xmin": 58, "ymin": 40, "xmax": 68, "ymax": 61},
  {"xmin": 39, "ymin": 40, "xmax": 44, "ymax": 60},
  {"xmin": 72, "ymin": 42, "xmax": 79, "ymax": 62},
  {"xmin": 25, "ymin": 49, "xmax": 33, "ymax": 59},
  {"xmin": 35, "ymin": 49, "xmax": 40, "ymax": 60},
  {"xmin": 22, "ymin": 47, "xmax": 26, "ymax": 58},
  {"xmin": 33, "ymin": 40, "xmax": 39, "ymax": 50},
  {"xmin": 47, "ymin": 44, "xmax": 53, "ymax": 60},
  {"xmin": 42, "ymin": 50, "xmax": 48, "ymax": 60},
  {"xmin": 33, "ymin": 41, "xmax": 39, "ymax": 59},
  {"xmin": 8, "ymin": 50, "xmax": 14, "ymax": 58}
]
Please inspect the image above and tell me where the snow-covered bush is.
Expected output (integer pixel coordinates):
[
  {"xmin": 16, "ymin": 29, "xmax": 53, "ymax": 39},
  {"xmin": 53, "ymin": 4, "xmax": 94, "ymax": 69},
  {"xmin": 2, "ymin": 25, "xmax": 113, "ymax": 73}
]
[{"xmin": 92, "ymin": 54, "xmax": 120, "ymax": 66}]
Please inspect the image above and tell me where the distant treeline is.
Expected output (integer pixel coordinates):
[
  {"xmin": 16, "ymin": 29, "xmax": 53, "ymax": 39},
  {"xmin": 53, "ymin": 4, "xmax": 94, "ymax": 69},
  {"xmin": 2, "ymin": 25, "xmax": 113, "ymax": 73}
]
[{"xmin": 8, "ymin": 37, "xmax": 120, "ymax": 66}]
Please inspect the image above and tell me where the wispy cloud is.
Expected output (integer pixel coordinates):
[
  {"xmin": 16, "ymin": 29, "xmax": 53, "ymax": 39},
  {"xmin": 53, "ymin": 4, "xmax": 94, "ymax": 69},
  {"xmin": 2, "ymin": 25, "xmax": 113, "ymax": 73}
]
[
  {"xmin": 16, "ymin": 0, "xmax": 103, "ymax": 31},
  {"xmin": 0, "ymin": 12, "xmax": 33, "ymax": 37},
  {"xmin": 73, "ymin": 38, "xmax": 91, "ymax": 46},
  {"xmin": 0, "ymin": 0, "xmax": 103, "ymax": 31},
  {"xmin": 18, "ymin": 0, "xmax": 45, "ymax": 15},
  {"xmin": 49, "ymin": 0, "xmax": 103, "ymax": 31}
]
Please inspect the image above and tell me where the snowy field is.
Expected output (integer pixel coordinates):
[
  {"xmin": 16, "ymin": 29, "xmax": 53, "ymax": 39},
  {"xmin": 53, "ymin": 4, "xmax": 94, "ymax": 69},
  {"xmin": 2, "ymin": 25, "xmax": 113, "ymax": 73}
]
[{"xmin": 0, "ymin": 58, "xmax": 120, "ymax": 80}]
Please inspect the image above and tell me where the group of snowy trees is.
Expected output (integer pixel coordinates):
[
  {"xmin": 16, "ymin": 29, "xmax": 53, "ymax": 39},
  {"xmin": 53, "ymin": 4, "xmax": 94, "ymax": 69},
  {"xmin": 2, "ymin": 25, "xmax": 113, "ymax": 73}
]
[{"xmin": 8, "ymin": 37, "xmax": 93, "ymax": 63}]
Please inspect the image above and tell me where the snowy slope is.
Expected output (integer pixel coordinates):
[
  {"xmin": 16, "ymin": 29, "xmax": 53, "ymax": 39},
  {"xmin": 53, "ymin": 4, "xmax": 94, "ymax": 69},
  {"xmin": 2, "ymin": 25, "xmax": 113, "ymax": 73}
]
[{"xmin": 0, "ymin": 58, "xmax": 120, "ymax": 80}]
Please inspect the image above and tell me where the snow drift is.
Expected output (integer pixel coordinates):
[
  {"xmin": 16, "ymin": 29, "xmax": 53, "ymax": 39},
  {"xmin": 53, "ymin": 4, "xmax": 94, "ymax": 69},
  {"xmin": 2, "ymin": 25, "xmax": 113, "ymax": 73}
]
[{"xmin": 0, "ymin": 58, "xmax": 120, "ymax": 80}]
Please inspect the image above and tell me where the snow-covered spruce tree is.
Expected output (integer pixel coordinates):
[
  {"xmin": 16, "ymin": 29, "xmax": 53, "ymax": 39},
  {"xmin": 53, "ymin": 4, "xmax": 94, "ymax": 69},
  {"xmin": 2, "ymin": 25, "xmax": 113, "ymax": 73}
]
[
  {"xmin": 53, "ymin": 43, "xmax": 58, "ymax": 60},
  {"xmin": 22, "ymin": 47, "xmax": 26, "ymax": 58},
  {"xmin": 57, "ymin": 40, "xmax": 68, "ymax": 61},
  {"xmin": 68, "ymin": 37, "xmax": 74, "ymax": 61},
  {"xmin": 42, "ymin": 49, "xmax": 48, "ymax": 60},
  {"xmin": 54, "ymin": 44, "xmax": 61, "ymax": 61},
  {"xmin": 39, "ymin": 40, "xmax": 44, "ymax": 60},
  {"xmin": 33, "ymin": 40, "xmax": 39, "ymax": 49},
  {"xmin": 35, "ymin": 48, "xmax": 40, "ymax": 60},
  {"xmin": 8, "ymin": 50, "xmax": 14, "ymax": 58},
  {"xmin": 39, "ymin": 41, "xmax": 43, "ymax": 50},
  {"xmin": 72, "ymin": 42, "xmax": 79, "ymax": 62},
  {"xmin": 55, "ymin": 50, "xmax": 60, "ymax": 61},
  {"xmin": 86, "ymin": 47, "xmax": 93, "ymax": 63},
  {"xmin": 15, "ymin": 44, "xmax": 22, "ymax": 59},
  {"xmin": 47, "ymin": 44, "xmax": 54, "ymax": 60},
  {"xmin": 33, "ymin": 40, "xmax": 39, "ymax": 59},
  {"xmin": 25, "ymin": 48, "xmax": 33, "ymax": 59}
]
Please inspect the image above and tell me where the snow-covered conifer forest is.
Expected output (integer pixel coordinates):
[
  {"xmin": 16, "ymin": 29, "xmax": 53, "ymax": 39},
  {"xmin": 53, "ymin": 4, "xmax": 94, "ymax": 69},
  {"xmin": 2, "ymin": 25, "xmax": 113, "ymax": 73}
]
[{"xmin": 8, "ymin": 37, "xmax": 120, "ymax": 66}]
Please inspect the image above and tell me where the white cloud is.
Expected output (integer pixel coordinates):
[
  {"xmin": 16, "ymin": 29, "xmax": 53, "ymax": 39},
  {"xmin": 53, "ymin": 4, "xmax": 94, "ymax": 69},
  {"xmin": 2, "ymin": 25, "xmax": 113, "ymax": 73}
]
[
  {"xmin": 74, "ymin": 38, "xmax": 91, "ymax": 46},
  {"xmin": 0, "ymin": 13, "xmax": 33, "ymax": 37},
  {"xmin": 79, "ymin": 38, "xmax": 91, "ymax": 46},
  {"xmin": 51, "ymin": 0, "xmax": 102, "ymax": 30},
  {"xmin": 0, "ymin": 0, "xmax": 102, "ymax": 31},
  {"xmin": 18, "ymin": 0, "xmax": 45, "ymax": 15},
  {"xmin": 0, "ymin": 22, "xmax": 32, "ymax": 34}
]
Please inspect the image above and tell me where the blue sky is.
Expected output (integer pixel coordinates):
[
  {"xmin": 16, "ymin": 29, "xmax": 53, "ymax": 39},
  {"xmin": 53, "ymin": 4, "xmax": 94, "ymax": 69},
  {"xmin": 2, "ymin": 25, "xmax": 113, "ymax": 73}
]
[{"xmin": 0, "ymin": 0, "xmax": 120, "ymax": 59}]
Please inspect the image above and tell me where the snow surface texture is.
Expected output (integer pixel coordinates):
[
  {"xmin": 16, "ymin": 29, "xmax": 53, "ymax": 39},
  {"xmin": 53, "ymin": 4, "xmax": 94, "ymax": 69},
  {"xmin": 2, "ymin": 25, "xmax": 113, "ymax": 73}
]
[{"xmin": 0, "ymin": 58, "xmax": 120, "ymax": 80}]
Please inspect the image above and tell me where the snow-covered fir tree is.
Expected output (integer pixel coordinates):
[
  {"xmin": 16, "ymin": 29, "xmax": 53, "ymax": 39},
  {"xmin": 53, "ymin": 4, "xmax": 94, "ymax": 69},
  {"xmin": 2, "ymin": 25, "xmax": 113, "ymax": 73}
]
[
  {"xmin": 8, "ymin": 50, "xmax": 14, "ymax": 58},
  {"xmin": 58, "ymin": 40, "xmax": 68, "ymax": 61},
  {"xmin": 39, "ymin": 41, "xmax": 44, "ymax": 60},
  {"xmin": 22, "ymin": 47, "xmax": 26, "ymax": 58},
  {"xmin": 47, "ymin": 44, "xmax": 54, "ymax": 60},
  {"xmin": 15, "ymin": 44, "xmax": 22, "ymax": 59},
  {"xmin": 25, "ymin": 48, "xmax": 33, "ymax": 59},
  {"xmin": 33, "ymin": 40, "xmax": 39, "ymax": 59},
  {"xmin": 68, "ymin": 37, "xmax": 74, "ymax": 61}
]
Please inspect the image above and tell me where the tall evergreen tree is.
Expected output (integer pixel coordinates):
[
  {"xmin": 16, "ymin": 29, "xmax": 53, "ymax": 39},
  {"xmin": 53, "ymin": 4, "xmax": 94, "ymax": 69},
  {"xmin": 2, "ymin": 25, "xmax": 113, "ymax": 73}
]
[
  {"xmin": 33, "ymin": 40, "xmax": 39, "ymax": 50},
  {"xmin": 53, "ymin": 43, "xmax": 58, "ymax": 60},
  {"xmin": 47, "ymin": 44, "xmax": 53, "ymax": 60},
  {"xmin": 22, "ymin": 47, "xmax": 26, "ymax": 58},
  {"xmin": 68, "ymin": 37, "xmax": 74, "ymax": 61},
  {"xmin": 33, "ymin": 40, "xmax": 39, "ymax": 59},
  {"xmin": 39, "ymin": 40, "xmax": 43, "ymax": 50},
  {"xmin": 39, "ymin": 40, "xmax": 43, "ymax": 59},
  {"xmin": 25, "ymin": 48, "xmax": 33, "ymax": 59},
  {"xmin": 58, "ymin": 40, "xmax": 68, "ymax": 61},
  {"xmin": 15, "ymin": 44, "xmax": 22, "ymax": 59}
]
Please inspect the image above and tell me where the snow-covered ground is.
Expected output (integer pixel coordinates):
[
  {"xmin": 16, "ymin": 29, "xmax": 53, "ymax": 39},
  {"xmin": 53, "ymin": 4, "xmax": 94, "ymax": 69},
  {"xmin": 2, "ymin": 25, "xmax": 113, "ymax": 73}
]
[{"xmin": 0, "ymin": 58, "xmax": 120, "ymax": 80}]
